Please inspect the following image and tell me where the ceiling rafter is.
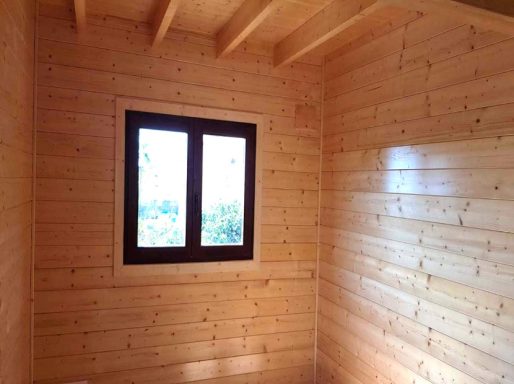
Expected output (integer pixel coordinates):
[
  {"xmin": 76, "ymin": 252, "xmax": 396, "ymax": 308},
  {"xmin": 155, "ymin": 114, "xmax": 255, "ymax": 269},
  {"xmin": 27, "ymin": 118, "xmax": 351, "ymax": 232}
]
[
  {"xmin": 152, "ymin": 0, "xmax": 181, "ymax": 48},
  {"xmin": 73, "ymin": 0, "xmax": 87, "ymax": 34},
  {"xmin": 273, "ymin": 0, "xmax": 388, "ymax": 67},
  {"xmin": 216, "ymin": 0, "xmax": 285, "ymax": 57}
]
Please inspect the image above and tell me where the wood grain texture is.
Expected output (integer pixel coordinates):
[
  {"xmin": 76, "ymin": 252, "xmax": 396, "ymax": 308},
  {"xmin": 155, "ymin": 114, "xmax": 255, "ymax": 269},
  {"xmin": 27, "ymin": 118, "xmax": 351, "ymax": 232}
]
[
  {"xmin": 317, "ymin": 11, "xmax": 514, "ymax": 384},
  {"xmin": 0, "ymin": 0, "xmax": 34, "ymax": 383},
  {"xmin": 25, "ymin": 2, "xmax": 514, "ymax": 383},
  {"xmin": 33, "ymin": 2, "xmax": 320, "ymax": 382}
]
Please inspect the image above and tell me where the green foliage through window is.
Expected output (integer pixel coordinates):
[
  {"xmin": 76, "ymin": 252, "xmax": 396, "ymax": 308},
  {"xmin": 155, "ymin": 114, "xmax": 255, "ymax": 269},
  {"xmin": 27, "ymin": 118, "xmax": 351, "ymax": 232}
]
[{"xmin": 201, "ymin": 200, "xmax": 244, "ymax": 245}]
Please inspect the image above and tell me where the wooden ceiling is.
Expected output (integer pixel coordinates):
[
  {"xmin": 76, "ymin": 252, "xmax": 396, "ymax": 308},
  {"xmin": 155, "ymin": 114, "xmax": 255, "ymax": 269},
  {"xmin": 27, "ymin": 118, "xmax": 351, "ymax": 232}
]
[
  {"xmin": 46, "ymin": 0, "xmax": 514, "ymax": 67},
  {"xmin": 68, "ymin": 0, "xmax": 336, "ymax": 42}
]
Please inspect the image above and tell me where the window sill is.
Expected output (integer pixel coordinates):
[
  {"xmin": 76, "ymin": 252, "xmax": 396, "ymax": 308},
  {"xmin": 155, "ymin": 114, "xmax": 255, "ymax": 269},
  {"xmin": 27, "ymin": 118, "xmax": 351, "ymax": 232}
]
[{"xmin": 114, "ymin": 258, "xmax": 261, "ymax": 277}]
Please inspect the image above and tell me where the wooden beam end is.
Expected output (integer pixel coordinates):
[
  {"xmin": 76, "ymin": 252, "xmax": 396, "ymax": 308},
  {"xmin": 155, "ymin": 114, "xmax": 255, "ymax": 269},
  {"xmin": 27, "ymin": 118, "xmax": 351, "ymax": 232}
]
[
  {"xmin": 152, "ymin": 0, "xmax": 181, "ymax": 48},
  {"xmin": 74, "ymin": 0, "xmax": 87, "ymax": 34},
  {"xmin": 272, "ymin": 0, "xmax": 384, "ymax": 67},
  {"xmin": 216, "ymin": 0, "xmax": 281, "ymax": 58}
]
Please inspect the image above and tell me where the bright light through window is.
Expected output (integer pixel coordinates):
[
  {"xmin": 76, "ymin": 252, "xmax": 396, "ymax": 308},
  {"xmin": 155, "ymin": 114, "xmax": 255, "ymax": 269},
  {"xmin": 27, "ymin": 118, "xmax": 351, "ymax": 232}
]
[
  {"xmin": 137, "ymin": 129, "xmax": 188, "ymax": 247},
  {"xmin": 201, "ymin": 134, "xmax": 246, "ymax": 246}
]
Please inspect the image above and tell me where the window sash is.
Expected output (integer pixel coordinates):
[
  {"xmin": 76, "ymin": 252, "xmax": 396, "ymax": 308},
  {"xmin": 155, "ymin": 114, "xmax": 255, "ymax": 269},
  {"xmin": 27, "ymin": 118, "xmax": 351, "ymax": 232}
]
[{"xmin": 191, "ymin": 118, "xmax": 256, "ymax": 262}]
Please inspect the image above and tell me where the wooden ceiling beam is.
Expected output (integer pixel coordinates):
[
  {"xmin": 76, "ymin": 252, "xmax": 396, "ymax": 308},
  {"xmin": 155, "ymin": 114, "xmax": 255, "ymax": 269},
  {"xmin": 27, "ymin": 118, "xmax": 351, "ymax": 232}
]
[
  {"xmin": 152, "ymin": 0, "xmax": 181, "ymax": 48},
  {"xmin": 217, "ymin": 0, "xmax": 284, "ymax": 57},
  {"xmin": 387, "ymin": 0, "xmax": 514, "ymax": 35},
  {"xmin": 73, "ymin": 0, "xmax": 87, "ymax": 34},
  {"xmin": 273, "ymin": 0, "xmax": 387, "ymax": 67}
]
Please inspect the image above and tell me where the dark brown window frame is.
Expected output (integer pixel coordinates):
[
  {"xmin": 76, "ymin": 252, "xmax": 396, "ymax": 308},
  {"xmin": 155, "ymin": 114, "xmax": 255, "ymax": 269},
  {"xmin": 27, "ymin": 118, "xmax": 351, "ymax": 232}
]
[{"xmin": 124, "ymin": 110, "xmax": 256, "ymax": 265}]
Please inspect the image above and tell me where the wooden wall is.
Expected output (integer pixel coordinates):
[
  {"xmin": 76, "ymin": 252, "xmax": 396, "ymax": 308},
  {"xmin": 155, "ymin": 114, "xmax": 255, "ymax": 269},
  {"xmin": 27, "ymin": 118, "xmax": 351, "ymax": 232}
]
[
  {"xmin": 0, "ymin": 0, "xmax": 35, "ymax": 382},
  {"xmin": 33, "ymin": 2, "xmax": 321, "ymax": 383},
  {"xmin": 317, "ymin": 11, "xmax": 514, "ymax": 384}
]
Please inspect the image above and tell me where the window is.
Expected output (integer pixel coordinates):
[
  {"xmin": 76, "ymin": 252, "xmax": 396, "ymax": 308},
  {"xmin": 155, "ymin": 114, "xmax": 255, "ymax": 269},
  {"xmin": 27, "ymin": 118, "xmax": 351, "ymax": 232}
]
[{"xmin": 124, "ymin": 110, "xmax": 256, "ymax": 264}]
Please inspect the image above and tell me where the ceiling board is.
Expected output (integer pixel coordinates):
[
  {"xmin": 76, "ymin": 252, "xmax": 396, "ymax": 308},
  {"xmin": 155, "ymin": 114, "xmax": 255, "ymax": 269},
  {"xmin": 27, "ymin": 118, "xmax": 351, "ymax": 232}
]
[
  {"xmin": 251, "ymin": 0, "xmax": 334, "ymax": 43},
  {"xmin": 87, "ymin": 0, "xmax": 160, "ymax": 22},
  {"xmin": 171, "ymin": 0, "xmax": 247, "ymax": 36}
]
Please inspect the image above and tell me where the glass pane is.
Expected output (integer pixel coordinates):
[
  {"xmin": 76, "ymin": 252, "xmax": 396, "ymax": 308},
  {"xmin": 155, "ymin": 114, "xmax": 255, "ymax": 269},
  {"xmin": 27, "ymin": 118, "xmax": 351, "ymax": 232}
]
[
  {"xmin": 201, "ymin": 134, "xmax": 246, "ymax": 246},
  {"xmin": 137, "ymin": 129, "xmax": 188, "ymax": 247}
]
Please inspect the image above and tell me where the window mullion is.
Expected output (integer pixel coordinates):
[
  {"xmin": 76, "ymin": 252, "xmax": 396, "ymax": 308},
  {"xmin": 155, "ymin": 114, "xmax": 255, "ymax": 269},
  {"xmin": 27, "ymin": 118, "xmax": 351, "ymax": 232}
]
[{"xmin": 190, "ymin": 122, "xmax": 204, "ymax": 259}]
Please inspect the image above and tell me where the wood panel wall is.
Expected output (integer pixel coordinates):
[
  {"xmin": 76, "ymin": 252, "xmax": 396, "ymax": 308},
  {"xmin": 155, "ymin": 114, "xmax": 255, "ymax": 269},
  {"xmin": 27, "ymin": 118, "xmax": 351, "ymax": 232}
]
[
  {"xmin": 317, "ymin": 12, "xmax": 514, "ymax": 384},
  {"xmin": 33, "ymin": 2, "xmax": 321, "ymax": 383},
  {"xmin": 0, "ymin": 0, "xmax": 35, "ymax": 382}
]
